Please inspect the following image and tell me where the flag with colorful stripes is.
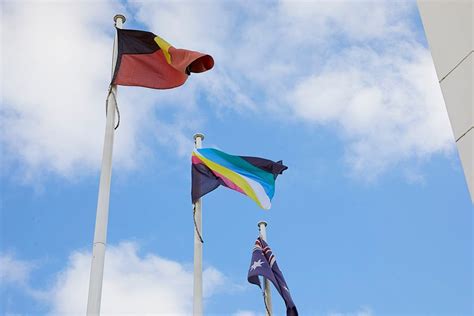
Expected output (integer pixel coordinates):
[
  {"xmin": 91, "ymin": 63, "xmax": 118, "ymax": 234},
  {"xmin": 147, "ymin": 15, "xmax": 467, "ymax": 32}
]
[
  {"xmin": 248, "ymin": 237, "xmax": 298, "ymax": 316},
  {"xmin": 191, "ymin": 148, "xmax": 287, "ymax": 209}
]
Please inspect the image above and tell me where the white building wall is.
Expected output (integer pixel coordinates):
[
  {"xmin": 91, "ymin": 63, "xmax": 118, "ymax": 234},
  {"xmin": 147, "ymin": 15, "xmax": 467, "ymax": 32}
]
[{"xmin": 418, "ymin": 0, "xmax": 473, "ymax": 203}]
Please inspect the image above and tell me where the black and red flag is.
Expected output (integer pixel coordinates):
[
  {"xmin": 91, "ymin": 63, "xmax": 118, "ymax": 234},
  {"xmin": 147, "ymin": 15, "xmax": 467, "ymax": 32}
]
[
  {"xmin": 248, "ymin": 237, "xmax": 298, "ymax": 316},
  {"xmin": 112, "ymin": 28, "xmax": 214, "ymax": 89}
]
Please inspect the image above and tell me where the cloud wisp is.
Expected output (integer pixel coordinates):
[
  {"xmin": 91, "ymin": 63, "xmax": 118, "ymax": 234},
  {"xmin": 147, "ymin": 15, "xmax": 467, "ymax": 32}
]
[{"xmin": 0, "ymin": 253, "xmax": 34, "ymax": 287}]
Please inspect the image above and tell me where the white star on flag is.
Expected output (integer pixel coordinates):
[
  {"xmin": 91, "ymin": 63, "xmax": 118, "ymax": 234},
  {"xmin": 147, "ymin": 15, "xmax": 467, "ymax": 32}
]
[{"xmin": 250, "ymin": 259, "xmax": 264, "ymax": 271}]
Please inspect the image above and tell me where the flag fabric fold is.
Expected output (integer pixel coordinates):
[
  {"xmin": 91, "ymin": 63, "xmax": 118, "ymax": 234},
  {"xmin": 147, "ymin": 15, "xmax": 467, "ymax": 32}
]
[
  {"xmin": 112, "ymin": 28, "xmax": 214, "ymax": 89},
  {"xmin": 191, "ymin": 148, "xmax": 287, "ymax": 209},
  {"xmin": 248, "ymin": 237, "xmax": 298, "ymax": 316}
]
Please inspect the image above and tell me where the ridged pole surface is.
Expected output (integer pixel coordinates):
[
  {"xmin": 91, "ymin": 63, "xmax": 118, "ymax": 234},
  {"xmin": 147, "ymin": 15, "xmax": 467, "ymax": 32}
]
[
  {"xmin": 86, "ymin": 14, "xmax": 125, "ymax": 316},
  {"xmin": 258, "ymin": 221, "xmax": 273, "ymax": 316},
  {"xmin": 193, "ymin": 133, "xmax": 204, "ymax": 316}
]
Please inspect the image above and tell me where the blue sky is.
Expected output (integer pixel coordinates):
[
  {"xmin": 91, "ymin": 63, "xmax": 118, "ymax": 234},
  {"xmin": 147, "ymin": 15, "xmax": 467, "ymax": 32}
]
[{"xmin": 1, "ymin": 1, "xmax": 472, "ymax": 315}]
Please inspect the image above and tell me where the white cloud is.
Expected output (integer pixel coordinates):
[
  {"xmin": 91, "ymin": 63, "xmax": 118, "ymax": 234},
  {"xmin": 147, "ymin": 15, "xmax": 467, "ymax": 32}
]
[
  {"xmin": 1, "ymin": 1, "xmax": 454, "ymax": 182},
  {"xmin": 1, "ymin": 243, "xmax": 235, "ymax": 314},
  {"xmin": 290, "ymin": 45, "xmax": 453, "ymax": 178},
  {"xmin": 0, "ymin": 1, "xmax": 200, "ymax": 181},
  {"xmin": 278, "ymin": 1, "xmax": 412, "ymax": 43},
  {"xmin": 27, "ymin": 242, "xmax": 229, "ymax": 314},
  {"xmin": 132, "ymin": 1, "xmax": 453, "ymax": 180},
  {"xmin": 1, "ymin": 1, "xmax": 128, "ymax": 179},
  {"xmin": 0, "ymin": 253, "xmax": 34, "ymax": 286}
]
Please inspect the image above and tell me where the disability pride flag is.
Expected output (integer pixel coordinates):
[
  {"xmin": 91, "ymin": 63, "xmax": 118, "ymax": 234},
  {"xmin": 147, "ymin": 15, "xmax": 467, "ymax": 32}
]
[
  {"xmin": 191, "ymin": 148, "xmax": 287, "ymax": 209},
  {"xmin": 248, "ymin": 237, "xmax": 298, "ymax": 316},
  {"xmin": 112, "ymin": 28, "xmax": 214, "ymax": 89}
]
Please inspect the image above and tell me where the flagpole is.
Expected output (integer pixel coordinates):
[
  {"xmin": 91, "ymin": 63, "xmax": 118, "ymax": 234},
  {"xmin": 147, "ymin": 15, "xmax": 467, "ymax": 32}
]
[
  {"xmin": 193, "ymin": 133, "xmax": 204, "ymax": 316},
  {"xmin": 258, "ymin": 221, "xmax": 273, "ymax": 316},
  {"xmin": 86, "ymin": 14, "xmax": 125, "ymax": 316}
]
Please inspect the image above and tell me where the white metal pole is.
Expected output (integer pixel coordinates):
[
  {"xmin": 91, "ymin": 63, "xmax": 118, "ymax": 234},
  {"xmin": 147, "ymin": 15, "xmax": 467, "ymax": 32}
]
[
  {"xmin": 86, "ymin": 14, "xmax": 125, "ymax": 316},
  {"xmin": 193, "ymin": 133, "xmax": 204, "ymax": 316},
  {"xmin": 258, "ymin": 221, "xmax": 273, "ymax": 316}
]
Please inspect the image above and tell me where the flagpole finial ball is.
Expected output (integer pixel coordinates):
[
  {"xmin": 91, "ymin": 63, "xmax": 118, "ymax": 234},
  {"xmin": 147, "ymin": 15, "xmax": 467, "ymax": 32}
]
[
  {"xmin": 114, "ymin": 14, "xmax": 126, "ymax": 24},
  {"xmin": 193, "ymin": 133, "xmax": 205, "ymax": 141},
  {"xmin": 257, "ymin": 221, "xmax": 267, "ymax": 228}
]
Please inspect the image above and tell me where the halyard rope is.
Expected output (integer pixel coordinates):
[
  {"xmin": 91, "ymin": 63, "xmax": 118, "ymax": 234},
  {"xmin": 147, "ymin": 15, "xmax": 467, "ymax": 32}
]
[
  {"xmin": 105, "ymin": 85, "xmax": 121, "ymax": 130},
  {"xmin": 193, "ymin": 204, "xmax": 204, "ymax": 243},
  {"xmin": 262, "ymin": 287, "xmax": 272, "ymax": 315}
]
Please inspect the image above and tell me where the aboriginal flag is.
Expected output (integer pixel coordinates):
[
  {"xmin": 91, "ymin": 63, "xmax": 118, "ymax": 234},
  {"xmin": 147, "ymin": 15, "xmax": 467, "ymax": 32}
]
[{"xmin": 112, "ymin": 28, "xmax": 214, "ymax": 89}]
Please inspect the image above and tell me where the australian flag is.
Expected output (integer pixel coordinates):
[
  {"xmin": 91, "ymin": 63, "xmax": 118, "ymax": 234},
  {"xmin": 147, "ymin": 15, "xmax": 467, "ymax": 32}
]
[{"xmin": 247, "ymin": 236, "xmax": 298, "ymax": 316}]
